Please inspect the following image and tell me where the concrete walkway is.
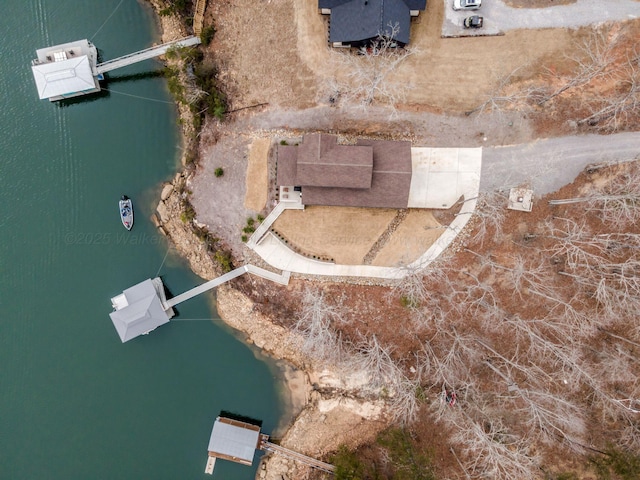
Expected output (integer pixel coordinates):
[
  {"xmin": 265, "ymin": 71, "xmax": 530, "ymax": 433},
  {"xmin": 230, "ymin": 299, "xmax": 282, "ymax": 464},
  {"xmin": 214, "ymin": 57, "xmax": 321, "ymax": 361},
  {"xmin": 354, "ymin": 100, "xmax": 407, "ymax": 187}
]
[
  {"xmin": 96, "ymin": 36, "xmax": 201, "ymax": 74},
  {"xmin": 165, "ymin": 264, "xmax": 291, "ymax": 308},
  {"xmin": 247, "ymin": 149, "xmax": 482, "ymax": 279}
]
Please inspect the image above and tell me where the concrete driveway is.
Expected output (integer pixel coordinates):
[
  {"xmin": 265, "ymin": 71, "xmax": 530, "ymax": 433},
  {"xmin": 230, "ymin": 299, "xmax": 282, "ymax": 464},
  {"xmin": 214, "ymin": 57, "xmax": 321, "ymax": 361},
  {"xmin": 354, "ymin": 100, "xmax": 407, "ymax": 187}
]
[{"xmin": 443, "ymin": 0, "xmax": 640, "ymax": 38}]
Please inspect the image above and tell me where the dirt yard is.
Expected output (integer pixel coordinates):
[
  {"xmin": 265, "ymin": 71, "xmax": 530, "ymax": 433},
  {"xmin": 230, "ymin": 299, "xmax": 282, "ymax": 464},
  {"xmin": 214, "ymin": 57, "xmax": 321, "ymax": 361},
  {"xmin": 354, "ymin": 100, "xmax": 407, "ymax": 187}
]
[
  {"xmin": 205, "ymin": 0, "xmax": 579, "ymax": 112},
  {"xmin": 274, "ymin": 207, "xmax": 397, "ymax": 264}
]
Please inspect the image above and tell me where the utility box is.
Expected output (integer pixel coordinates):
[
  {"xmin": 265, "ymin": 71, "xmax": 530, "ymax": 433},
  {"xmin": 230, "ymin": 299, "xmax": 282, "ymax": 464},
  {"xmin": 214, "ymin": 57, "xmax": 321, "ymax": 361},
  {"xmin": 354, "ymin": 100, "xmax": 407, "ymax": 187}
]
[{"xmin": 508, "ymin": 188, "xmax": 533, "ymax": 212}]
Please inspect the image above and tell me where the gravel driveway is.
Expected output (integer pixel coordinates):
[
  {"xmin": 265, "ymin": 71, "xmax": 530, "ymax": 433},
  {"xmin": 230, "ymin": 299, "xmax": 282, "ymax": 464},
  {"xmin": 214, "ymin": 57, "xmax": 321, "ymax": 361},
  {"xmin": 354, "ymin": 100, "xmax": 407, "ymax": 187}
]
[
  {"xmin": 480, "ymin": 131, "xmax": 640, "ymax": 195},
  {"xmin": 443, "ymin": 0, "xmax": 640, "ymax": 38}
]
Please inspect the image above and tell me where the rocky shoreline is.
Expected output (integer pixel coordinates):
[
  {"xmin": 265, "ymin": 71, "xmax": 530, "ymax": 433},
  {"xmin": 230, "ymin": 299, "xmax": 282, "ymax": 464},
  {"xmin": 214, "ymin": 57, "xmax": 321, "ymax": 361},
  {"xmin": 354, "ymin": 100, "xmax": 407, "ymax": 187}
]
[{"xmin": 147, "ymin": 2, "xmax": 392, "ymax": 478}]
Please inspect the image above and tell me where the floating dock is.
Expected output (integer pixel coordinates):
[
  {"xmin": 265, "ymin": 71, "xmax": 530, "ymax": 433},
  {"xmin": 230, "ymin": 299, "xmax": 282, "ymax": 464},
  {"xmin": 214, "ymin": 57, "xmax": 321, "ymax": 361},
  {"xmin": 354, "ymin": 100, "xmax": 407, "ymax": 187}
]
[
  {"xmin": 109, "ymin": 265, "xmax": 289, "ymax": 342},
  {"xmin": 204, "ymin": 416, "xmax": 335, "ymax": 475},
  {"xmin": 32, "ymin": 36, "xmax": 201, "ymax": 101}
]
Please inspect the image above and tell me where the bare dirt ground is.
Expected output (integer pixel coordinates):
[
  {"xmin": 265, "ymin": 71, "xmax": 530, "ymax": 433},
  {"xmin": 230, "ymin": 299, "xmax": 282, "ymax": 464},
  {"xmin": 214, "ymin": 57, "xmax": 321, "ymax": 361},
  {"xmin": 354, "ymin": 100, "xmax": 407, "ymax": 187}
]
[
  {"xmin": 244, "ymin": 138, "xmax": 269, "ymax": 211},
  {"xmin": 276, "ymin": 207, "xmax": 397, "ymax": 265},
  {"xmin": 206, "ymin": 0, "xmax": 579, "ymax": 112}
]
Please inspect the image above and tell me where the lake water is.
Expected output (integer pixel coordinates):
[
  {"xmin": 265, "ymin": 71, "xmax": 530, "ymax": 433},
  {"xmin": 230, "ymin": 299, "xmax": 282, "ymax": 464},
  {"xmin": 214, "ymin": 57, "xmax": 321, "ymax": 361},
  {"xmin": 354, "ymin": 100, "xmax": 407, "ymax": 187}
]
[{"xmin": 0, "ymin": 1, "xmax": 284, "ymax": 478}]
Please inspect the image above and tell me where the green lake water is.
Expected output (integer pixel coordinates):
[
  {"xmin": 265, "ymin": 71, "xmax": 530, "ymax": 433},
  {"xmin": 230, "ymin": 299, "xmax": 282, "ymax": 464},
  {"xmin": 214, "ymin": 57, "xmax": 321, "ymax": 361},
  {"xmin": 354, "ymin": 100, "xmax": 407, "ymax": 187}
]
[{"xmin": 0, "ymin": 1, "xmax": 284, "ymax": 478}]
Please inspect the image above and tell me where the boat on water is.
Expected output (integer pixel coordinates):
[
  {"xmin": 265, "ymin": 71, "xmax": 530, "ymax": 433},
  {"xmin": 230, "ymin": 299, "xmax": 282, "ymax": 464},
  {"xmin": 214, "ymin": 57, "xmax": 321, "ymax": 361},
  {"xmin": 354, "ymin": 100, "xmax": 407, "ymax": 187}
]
[{"xmin": 119, "ymin": 195, "xmax": 133, "ymax": 230}]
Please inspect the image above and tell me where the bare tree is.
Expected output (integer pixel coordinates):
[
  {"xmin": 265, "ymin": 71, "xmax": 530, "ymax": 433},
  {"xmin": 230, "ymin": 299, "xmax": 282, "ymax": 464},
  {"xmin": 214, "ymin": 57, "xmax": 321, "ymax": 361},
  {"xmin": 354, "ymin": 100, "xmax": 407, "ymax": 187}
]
[
  {"xmin": 349, "ymin": 334, "xmax": 421, "ymax": 424},
  {"xmin": 538, "ymin": 28, "xmax": 618, "ymax": 106},
  {"xmin": 466, "ymin": 190, "xmax": 508, "ymax": 246},
  {"xmin": 450, "ymin": 407, "xmax": 539, "ymax": 479},
  {"xmin": 293, "ymin": 287, "xmax": 345, "ymax": 365},
  {"xmin": 579, "ymin": 46, "xmax": 640, "ymax": 131},
  {"xmin": 328, "ymin": 23, "xmax": 417, "ymax": 113},
  {"xmin": 465, "ymin": 64, "xmax": 540, "ymax": 117},
  {"xmin": 585, "ymin": 161, "xmax": 640, "ymax": 227}
]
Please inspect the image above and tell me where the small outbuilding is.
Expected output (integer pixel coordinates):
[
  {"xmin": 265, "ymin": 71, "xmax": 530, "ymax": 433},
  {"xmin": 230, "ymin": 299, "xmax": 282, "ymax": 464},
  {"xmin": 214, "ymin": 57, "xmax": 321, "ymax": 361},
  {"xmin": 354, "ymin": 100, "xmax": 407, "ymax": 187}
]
[{"xmin": 31, "ymin": 39, "xmax": 101, "ymax": 101}]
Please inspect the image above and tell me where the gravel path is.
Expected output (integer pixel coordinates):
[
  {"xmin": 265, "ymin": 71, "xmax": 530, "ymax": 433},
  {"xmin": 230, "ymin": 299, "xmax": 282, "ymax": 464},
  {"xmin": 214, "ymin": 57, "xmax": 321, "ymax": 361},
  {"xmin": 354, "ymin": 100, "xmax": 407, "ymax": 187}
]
[{"xmin": 481, "ymin": 131, "xmax": 640, "ymax": 194}]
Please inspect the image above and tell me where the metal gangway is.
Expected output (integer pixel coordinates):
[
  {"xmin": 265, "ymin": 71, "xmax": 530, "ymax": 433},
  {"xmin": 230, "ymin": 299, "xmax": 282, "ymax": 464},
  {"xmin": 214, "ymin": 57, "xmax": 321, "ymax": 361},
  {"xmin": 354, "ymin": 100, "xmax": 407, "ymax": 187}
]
[
  {"xmin": 164, "ymin": 264, "xmax": 290, "ymax": 309},
  {"xmin": 262, "ymin": 441, "xmax": 335, "ymax": 474},
  {"xmin": 96, "ymin": 36, "xmax": 201, "ymax": 74}
]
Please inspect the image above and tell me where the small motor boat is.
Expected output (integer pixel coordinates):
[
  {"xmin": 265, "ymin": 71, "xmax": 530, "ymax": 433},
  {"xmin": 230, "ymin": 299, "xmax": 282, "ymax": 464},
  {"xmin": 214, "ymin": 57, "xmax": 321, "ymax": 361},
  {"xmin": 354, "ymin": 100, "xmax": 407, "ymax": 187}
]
[{"xmin": 119, "ymin": 195, "xmax": 134, "ymax": 231}]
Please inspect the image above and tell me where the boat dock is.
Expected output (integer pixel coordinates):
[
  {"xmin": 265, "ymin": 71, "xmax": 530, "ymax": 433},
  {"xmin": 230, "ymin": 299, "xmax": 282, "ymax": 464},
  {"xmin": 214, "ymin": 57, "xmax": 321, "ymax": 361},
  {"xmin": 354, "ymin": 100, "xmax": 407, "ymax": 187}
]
[
  {"xmin": 204, "ymin": 417, "xmax": 335, "ymax": 475},
  {"xmin": 110, "ymin": 264, "xmax": 289, "ymax": 342},
  {"xmin": 164, "ymin": 264, "xmax": 289, "ymax": 308},
  {"xmin": 32, "ymin": 36, "xmax": 201, "ymax": 101},
  {"xmin": 95, "ymin": 36, "xmax": 201, "ymax": 74}
]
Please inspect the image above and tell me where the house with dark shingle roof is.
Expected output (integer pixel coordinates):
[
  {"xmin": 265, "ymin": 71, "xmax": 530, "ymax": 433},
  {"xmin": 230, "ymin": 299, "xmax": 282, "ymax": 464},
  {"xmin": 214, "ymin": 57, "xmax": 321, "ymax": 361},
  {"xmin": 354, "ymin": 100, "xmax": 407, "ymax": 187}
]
[
  {"xmin": 277, "ymin": 134, "xmax": 413, "ymax": 208},
  {"xmin": 319, "ymin": 0, "xmax": 427, "ymax": 48}
]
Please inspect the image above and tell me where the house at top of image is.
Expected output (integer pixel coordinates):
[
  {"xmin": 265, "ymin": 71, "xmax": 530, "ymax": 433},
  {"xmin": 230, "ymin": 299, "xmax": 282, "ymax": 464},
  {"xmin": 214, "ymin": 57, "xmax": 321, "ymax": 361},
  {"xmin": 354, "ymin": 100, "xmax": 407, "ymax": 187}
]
[{"xmin": 319, "ymin": 0, "xmax": 427, "ymax": 48}]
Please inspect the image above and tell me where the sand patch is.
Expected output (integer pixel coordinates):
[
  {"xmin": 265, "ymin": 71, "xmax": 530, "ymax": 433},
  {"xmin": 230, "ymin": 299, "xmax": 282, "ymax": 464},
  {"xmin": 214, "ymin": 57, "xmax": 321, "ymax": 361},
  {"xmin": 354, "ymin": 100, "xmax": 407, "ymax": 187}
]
[
  {"xmin": 371, "ymin": 210, "xmax": 443, "ymax": 266},
  {"xmin": 244, "ymin": 138, "xmax": 270, "ymax": 212}
]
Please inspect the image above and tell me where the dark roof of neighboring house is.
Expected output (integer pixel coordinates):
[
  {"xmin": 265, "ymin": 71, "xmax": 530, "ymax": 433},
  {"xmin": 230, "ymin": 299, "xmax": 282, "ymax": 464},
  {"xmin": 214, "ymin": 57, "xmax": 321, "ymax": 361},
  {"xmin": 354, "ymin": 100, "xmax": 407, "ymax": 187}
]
[
  {"xmin": 319, "ymin": 0, "xmax": 426, "ymax": 46},
  {"xmin": 277, "ymin": 134, "xmax": 412, "ymax": 209},
  {"xmin": 319, "ymin": 0, "xmax": 426, "ymax": 9}
]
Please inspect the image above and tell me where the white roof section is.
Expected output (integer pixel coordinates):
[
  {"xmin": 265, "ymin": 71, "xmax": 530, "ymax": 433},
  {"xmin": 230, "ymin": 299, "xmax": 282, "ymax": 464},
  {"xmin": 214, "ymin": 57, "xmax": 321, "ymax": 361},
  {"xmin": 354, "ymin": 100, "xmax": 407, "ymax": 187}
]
[
  {"xmin": 207, "ymin": 418, "xmax": 260, "ymax": 465},
  {"xmin": 407, "ymin": 147, "xmax": 482, "ymax": 209},
  {"xmin": 32, "ymin": 39, "xmax": 99, "ymax": 100},
  {"xmin": 109, "ymin": 278, "xmax": 172, "ymax": 343},
  {"xmin": 32, "ymin": 56, "xmax": 98, "ymax": 100}
]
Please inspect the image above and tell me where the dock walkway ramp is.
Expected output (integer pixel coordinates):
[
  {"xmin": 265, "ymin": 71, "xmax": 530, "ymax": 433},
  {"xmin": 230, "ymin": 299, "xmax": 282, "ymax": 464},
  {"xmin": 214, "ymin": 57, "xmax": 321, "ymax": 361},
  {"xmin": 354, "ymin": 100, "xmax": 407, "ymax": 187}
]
[{"xmin": 96, "ymin": 36, "xmax": 201, "ymax": 74}]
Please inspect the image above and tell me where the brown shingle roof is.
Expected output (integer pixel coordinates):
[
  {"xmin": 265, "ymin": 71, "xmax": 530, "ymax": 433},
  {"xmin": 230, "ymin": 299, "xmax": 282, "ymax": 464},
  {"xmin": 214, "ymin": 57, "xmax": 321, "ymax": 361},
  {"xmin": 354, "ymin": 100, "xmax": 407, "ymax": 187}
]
[
  {"xmin": 276, "ymin": 145, "xmax": 298, "ymax": 186},
  {"xmin": 277, "ymin": 134, "xmax": 412, "ymax": 208},
  {"xmin": 294, "ymin": 134, "xmax": 373, "ymax": 189}
]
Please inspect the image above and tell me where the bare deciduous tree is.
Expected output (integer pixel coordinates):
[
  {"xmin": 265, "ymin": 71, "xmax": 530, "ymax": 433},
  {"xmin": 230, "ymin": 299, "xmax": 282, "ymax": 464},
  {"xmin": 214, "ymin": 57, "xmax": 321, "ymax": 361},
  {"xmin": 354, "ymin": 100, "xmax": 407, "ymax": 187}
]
[
  {"xmin": 293, "ymin": 287, "xmax": 345, "ymax": 365},
  {"xmin": 350, "ymin": 334, "xmax": 421, "ymax": 424},
  {"xmin": 450, "ymin": 408, "xmax": 539, "ymax": 479},
  {"xmin": 328, "ymin": 23, "xmax": 417, "ymax": 113},
  {"xmin": 465, "ymin": 64, "xmax": 541, "ymax": 117},
  {"xmin": 579, "ymin": 47, "xmax": 640, "ymax": 131},
  {"xmin": 466, "ymin": 190, "xmax": 508, "ymax": 246},
  {"xmin": 538, "ymin": 28, "xmax": 618, "ymax": 106}
]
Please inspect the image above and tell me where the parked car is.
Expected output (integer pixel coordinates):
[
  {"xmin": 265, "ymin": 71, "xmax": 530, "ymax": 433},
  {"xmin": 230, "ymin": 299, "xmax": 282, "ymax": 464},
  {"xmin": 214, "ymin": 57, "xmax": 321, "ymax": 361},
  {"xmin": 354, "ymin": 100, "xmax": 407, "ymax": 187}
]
[
  {"xmin": 463, "ymin": 15, "xmax": 483, "ymax": 28},
  {"xmin": 453, "ymin": 0, "xmax": 481, "ymax": 10}
]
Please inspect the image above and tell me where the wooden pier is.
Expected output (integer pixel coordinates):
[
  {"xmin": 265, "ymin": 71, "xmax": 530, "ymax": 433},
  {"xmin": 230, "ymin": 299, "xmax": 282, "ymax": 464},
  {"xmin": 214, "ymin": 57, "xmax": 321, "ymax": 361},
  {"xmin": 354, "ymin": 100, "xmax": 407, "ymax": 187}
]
[
  {"xmin": 193, "ymin": 0, "xmax": 207, "ymax": 36},
  {"xmin": 95, "ymin": 36, "xmax": 201, "ymax": 74},
  {"xmin": 260, "ymin": 436, "xmax": 335, "ymax": 474}
]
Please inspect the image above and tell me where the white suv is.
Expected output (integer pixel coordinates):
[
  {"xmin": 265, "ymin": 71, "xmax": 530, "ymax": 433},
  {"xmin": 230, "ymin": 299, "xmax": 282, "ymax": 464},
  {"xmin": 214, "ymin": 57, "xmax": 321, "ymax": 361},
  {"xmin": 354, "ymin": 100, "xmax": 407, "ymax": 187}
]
[{"xmin": 453, "ymin": 0, "xmax": 481, "ymax": 10}]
